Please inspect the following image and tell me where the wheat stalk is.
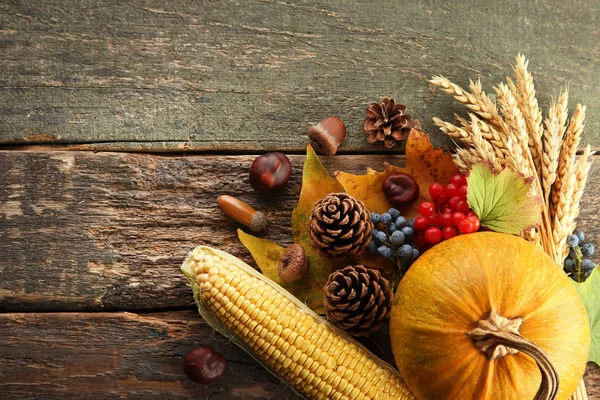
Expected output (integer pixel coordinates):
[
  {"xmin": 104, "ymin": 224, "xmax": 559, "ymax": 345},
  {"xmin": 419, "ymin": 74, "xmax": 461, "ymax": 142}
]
[
  {"xmin": 433, "ymin": 117, "xmax": 502, "ymax": 171},
  {"xmin": 514, "ymin": 54, "xmax": 544, "ymax": 177},
  {"xmin": 496, "ymin": 83, "xmax": 536, "ymax": 179},
  {"xmin": 541, "ymin": 92, "xmax": 569, "ymax": 205},
  {"xmin": 551, "ymin": 145, "xmax": 592, "ymax": 263},
  {"xmin": 433, "ymin": 117, "xmax": 473, "ymax": 145},
  {"xmin": 561, "ymin": 145, "xmax": 594, "ymax": 259},
  {"xmin": 431, "ymin": 56, "xmax": 592, "ymax": 400},
  {"xmin": 551, "ymin": 104, "xmax": 585, "ymax": 219},
  {"xmin": 550, "ymin": 151, "xmax": 576, "ymax": 263},
  {"xmin": 431, "ymin": 76, "xmax": 506, "ymax": 131}
]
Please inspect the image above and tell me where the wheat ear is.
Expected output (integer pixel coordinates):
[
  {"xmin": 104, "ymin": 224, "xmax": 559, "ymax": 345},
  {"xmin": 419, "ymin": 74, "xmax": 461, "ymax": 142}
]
[
  {"xmin": 430, "ymin": 76, "xmax": 506, "ymax": 131},
  {"xmin": 514, "ymin": 54, "xmax": 544, "ymax": 177},
  {"xmin": 495, "ymin": 83, "xmax": 536, "ymax": 181},
  {"xmin": 542, "ymin": 91, "xmax": 570, "ymax": 204},
  {"xmin": 551, "ymin": 104, "xmax": 585, "ymax": 218},
  {"xmin": 561, "ymin": 145, "xmax": 594, "ymax": 259}
]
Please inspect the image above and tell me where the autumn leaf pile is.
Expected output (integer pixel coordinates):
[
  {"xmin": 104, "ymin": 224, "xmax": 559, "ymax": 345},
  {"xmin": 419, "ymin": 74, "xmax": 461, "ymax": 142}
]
[{"xmin": 239, "ymin": 128, "xmax": 458, "ymax": 313}]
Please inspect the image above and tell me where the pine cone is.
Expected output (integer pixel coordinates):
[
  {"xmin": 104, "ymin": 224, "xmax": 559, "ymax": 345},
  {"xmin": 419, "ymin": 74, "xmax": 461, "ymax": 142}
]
[
  {"xmin": 324, "ymin": 265, "xmax": 392, "ymax": 336},
  {"xmin": 307, "ymin": 193, "xmax": 373, "ymax": 259},
  {"xmin": 362, "ymin": 97, "xmax": 413, "ymax": 148}
]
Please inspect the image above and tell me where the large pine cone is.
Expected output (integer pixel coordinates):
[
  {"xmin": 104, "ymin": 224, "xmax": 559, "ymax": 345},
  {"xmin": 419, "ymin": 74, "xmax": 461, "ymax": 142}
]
[
  {"xmin": 307, "ymin": 193, "xmax": 373, "ymax": 259},
  {"xmin": 324, "ymin": 265, "xmax": 393, "ymax": 336},
  {"xmin": 363, "ymin": 97, "xmax": 413, "ymax": 148}
]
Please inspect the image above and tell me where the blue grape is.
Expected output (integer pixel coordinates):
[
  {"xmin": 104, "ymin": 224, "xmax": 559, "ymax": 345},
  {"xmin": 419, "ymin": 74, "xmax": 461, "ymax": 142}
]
[
  {"xmin": 388, "ymin": 223, "xmax": 397, "ymax": 233},
  {"xmin": 377, "ymin": 245, "xmax": 392, "ymax": 259},
  {"xmin": 380, "ymin": 213, "xmax": 392, "ymax": 225},
  {"xmin": 408, "ymin": 218, "xmax": 416, "ymax": 229},
  {"xmin": 568, "ymin": 247, "xmax": 577, "ymax": 259},
  {"xmin": 398, "ymin": 244, "xmax": 412, "ymax": 260},
  {"xmin": 569, "ymin": 274, "xmax": 578, "ymax": 282},
  {"xmin": 584, "ymin": 269, "xmax": 593, "ymax": 279},
  {"xmin": 411, "ymin": 248, "xmax": 420, "ymax": 262},
  {"xmin": 388, "ymin": 208, "xmax": 401, "ymax": 220},
  {"xmin": 567, "ymin": 234, "xmax": 579, "ymax": 247},
  {"xmin": 391, "ymin": 231, "xmax": 405, "ymax": 246},
  {"xmin": 371, "ymin": 212, "xmax": 381, "ymax": 224},
  {"xmin": 371, "ymin": 229, "xmax": 380, "ymax": 238},
  {"xmin": 582, "ymin": 243, "xmax": 595, "ymax": 257},
  {"xmin": 582, "ymin": 259, "xmax": 596, "ymax": 271},
  {"xmin": 564, "ymin": 258, "xmax": 576, "ymax": 273},
  {"xmin": 375, "ymin": 231, "xmax": 388, "ymax": 244},
  {"xmin": 395, "ymin": 216, "xmax": 407, "ymax": 228},
  {"xmin": 401, "ymin": 226, "xmax": 414, "ymax": 237},
  {"xmin": 367, "ymin": 241, "xmax": 378, "ymax": 254},
  {"xmin": 575, "ymin": 230, "xmax": 586, "ymax": 242}
]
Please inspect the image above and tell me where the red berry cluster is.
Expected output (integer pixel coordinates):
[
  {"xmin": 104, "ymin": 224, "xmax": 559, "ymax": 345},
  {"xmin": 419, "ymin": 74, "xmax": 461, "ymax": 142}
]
[{"xmin": 413, "ymin": 174, "xmax": 480, "ymax": 248}]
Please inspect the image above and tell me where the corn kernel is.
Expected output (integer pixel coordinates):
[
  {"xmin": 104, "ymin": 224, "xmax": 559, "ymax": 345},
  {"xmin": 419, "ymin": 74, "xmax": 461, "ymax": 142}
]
[{"xmin": 186, "ymin": 247, "xmax": 413, "ymax": 400}]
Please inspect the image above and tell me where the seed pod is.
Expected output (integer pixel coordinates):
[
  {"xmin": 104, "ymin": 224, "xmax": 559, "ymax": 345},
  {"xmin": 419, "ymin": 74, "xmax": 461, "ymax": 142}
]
[
  {"xmin": 278, "ymin": 244, "xmax": 309, "ymax": 282},
  {"xmin": 217, "ymin": 195, "xmax": 267, "ymax": 232}
]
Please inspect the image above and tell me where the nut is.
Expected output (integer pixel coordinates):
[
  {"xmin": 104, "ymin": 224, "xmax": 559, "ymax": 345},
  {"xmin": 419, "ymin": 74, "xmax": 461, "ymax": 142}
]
[
  {"xmin": 382, "ymin": 173, "xmax": 420, "ymax": 207},
  {"xmin": 278, "ymin": 244, "xmax": 309, "ymax": 282},
  {"xmin": 183, "ymin": 345, "xmax": 226, "ymax": 384},
  {"xmin": 307, "ymin": 116, "xmax": 347, "ymax": 155},
  {"xmin": 248, "ymin": 152, "xmax": 292, "ymax": 193},
  {"xmin": 217, "ymin": 195, "xmax": 267, "ymax": 232}
]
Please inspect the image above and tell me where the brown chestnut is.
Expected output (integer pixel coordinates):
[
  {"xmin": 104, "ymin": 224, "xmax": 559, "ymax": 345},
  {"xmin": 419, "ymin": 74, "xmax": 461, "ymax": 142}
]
[
  {"xmin": 382, "ymin": 173, "xmax": 420, "ymax": 207},
  {"xmin": 249, "ymin": 152, "xmax": 292, "ymax": 193},
  {"xmin": 183, "ymin": 345, "xmax": 226, "ymax": 384},
  {"xmin": 307, "ymin": 116, "xmax": 347, "ymax": 155},
  {"xmin": 278, "ymin": 244, "xmax": 309, "ymax": 282}
]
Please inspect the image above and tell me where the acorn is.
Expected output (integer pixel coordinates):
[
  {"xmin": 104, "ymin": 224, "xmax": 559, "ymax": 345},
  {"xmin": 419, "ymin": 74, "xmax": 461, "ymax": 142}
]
[{"xmin": 307, "ymin": 116, "xmax": 347, "ymax": 155}]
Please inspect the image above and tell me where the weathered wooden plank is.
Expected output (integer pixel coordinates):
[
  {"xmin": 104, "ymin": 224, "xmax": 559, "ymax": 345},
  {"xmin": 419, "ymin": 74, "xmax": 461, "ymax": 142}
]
[
  {"xmin": 1, "ymin": 151, "xmax": 599, "ymax": 312},
  {"xmin": 0, "ymin": 311, "xmax": 301, "ymax": 399},
  {"xmin": 1, "ymin": 0, "xmax": 599, "ymax": 150},
  {"xmin": 0, "ymin": 311, "xmax": 598, "ymax": 399},
  {"xmin": 0, "ymin": 151, "xmax": 389, "ymax": 311}
]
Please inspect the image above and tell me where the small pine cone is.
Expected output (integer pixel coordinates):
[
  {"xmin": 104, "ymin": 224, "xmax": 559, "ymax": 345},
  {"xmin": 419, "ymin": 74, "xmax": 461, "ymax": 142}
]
[
  {"xmin": 324, "ymin": 265, "xmax": 393, "ymax": 336},
  {"xmin": 307, "ymin": 193, "xmax": 373, "ymax": 259},
  {"xmin": 362, "ymin": 97, "xmax": 413, "ymax": 148}
]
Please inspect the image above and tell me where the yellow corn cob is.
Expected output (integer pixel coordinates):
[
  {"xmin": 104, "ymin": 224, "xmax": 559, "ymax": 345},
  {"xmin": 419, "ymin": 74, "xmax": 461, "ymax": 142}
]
[{"xmin": 181, "ymin": 246, "xmax": 415, "ymax": 400}]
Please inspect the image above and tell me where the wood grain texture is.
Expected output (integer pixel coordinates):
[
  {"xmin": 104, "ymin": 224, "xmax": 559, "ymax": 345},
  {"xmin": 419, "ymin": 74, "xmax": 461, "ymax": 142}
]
[
  {"xmin": 0, "ymin": 311, "xmax": 598, "ymax": 399},
  {"xmin": 0, "ymin": 311, "xmax": 301, "ymax": 399},
  {"xmin": 1, "ymin": 150, "xmax": 599, "ymax": 313},
  {"xmin": 1, "ymin": 0, "xmax": 599, "ymax": 150},
  {"xmin": 0, "ymin": 151, "xmax": 389, "ymax": 311}
]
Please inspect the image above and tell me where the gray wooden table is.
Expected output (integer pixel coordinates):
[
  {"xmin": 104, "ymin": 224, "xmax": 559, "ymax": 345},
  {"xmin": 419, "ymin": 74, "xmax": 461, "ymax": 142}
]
[{"xmin": 1, "ymin": 1, "xmax": 599, "ymax": 398}]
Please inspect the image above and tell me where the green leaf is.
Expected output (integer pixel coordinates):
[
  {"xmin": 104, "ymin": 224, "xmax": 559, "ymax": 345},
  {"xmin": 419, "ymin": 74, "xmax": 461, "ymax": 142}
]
[
  {"xmin": 466, "ymin": 164, "xmax": 542, "ymax": 234},
  {"xmin": 574, "ymin": 268, "xmax": 600, "ymax": 365}
]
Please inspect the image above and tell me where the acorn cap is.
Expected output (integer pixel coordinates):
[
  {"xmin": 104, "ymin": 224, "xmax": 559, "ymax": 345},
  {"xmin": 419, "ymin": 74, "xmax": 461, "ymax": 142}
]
[
  {"xmin": 307, "ymin": 116, "xmax": 347, "ymax": 155},
  {"xmin": 249, "ymin": 211, "xmax": 267, "ymax": 232}
]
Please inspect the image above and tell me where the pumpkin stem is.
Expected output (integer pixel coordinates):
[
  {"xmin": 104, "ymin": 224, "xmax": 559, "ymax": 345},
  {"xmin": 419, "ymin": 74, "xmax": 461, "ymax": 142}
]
[{"xmin": 467, "ymin": 310, "xmax": 560, "ymax": 400}]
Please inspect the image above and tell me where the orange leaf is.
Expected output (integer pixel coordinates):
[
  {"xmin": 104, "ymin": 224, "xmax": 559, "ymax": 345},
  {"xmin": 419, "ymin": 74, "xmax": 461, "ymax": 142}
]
[{"xmin": 335, "ymin": 128, "xmax": 459, "ymax": 220}]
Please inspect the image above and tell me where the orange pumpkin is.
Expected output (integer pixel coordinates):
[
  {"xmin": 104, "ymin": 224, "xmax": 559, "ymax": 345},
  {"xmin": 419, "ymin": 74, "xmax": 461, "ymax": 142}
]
[{"xmin": 390, "ymin": 232, "xmax": 590, "ymax": 400}]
